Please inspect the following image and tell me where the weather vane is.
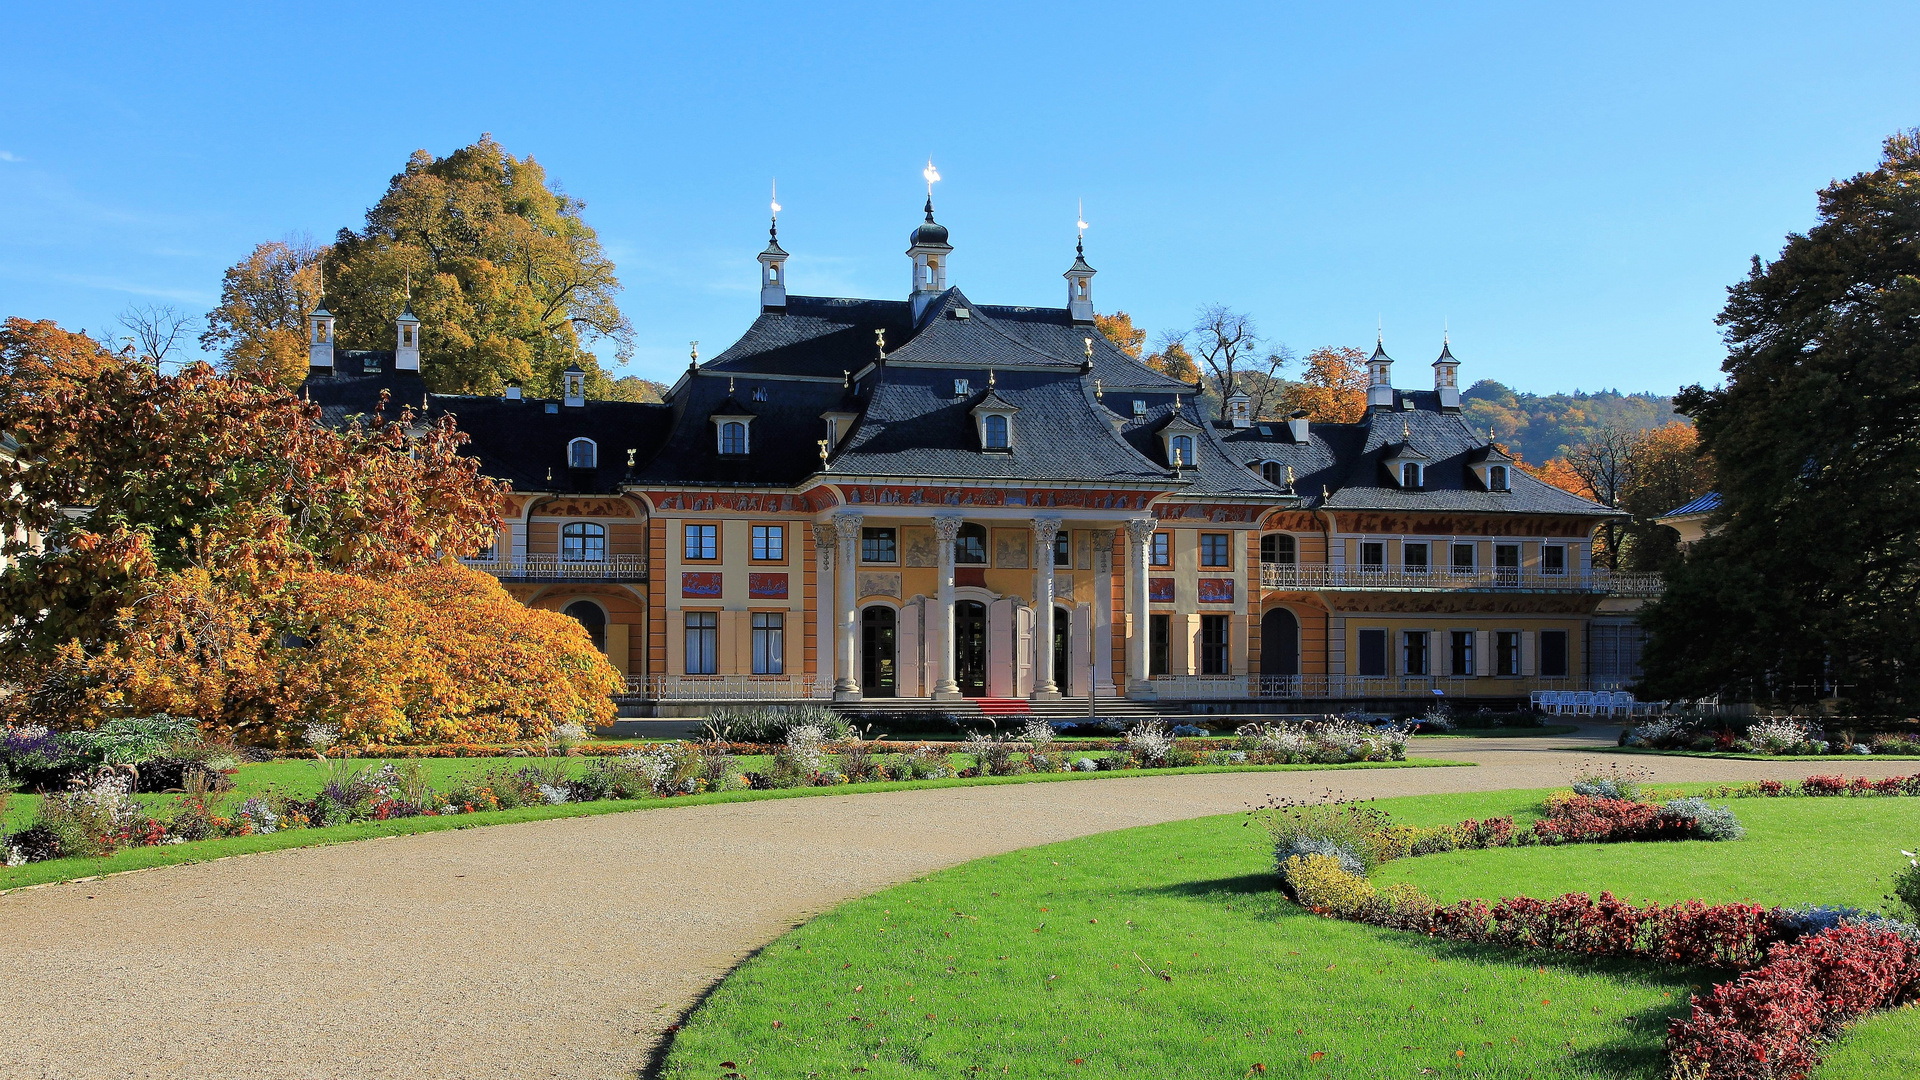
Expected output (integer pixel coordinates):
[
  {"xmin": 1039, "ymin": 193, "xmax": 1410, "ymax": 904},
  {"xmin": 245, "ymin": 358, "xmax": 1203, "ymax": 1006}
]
[
  {"xmin": 1077, "ymin": 199, "xmax": 1088, "ymax": 240},
  {"xmin": 923, "ymin": 157, "xmax": 940, "ymax": 199}
]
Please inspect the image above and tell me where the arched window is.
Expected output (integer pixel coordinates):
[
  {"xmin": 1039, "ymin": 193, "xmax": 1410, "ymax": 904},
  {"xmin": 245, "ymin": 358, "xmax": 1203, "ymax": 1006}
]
[
  {"xmin": 1489, "ymin": 465, "xmax": 1509, "ymax": 491},
  {"xmin": 568, "ymin": 438, "xmax": 597, "ymax": 469},
  {"xmin": 1260, "ymin": 533, "xmax": 1297, "ymax": 565},
  {"xmin": 954, "ymin": 522, "xmax": 988, "ymax": 564},
  {"xmin": 982, "ymin": 413, "xmax": 1010, "ymax": 450},
  {"xmin": 561, "ymin": 522, "xmax": 606, "ymax": 561},
  {"xmin": 563, "ymin": 600, "xmax": 606, "ymax": 651},
  {"xmin": 1170, "ymin": 435, "xmax": 1194, "ymax": 465},
  {"xmin": 719, "ymin": 421, "xmax": 748, "ymax": 455},
  {"xmin": 1260, "ymin": 461, "xmax": 1284, "ymax": 485},
  {"xmin": 1401, "ymin": 462, "xmax": 1422, "ymax": 488}
]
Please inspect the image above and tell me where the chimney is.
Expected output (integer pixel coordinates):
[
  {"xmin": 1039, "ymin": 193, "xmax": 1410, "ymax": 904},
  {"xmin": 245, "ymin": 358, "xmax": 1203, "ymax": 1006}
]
[
  {"xmin": 1226, "ymin": 392, "xmax": 1252, "ymax": 428},
  {"xmin": 1287, "ymin": 409, "xmax": 1309, "ymax": 443},
  {"xmin": 307, "ymin": 307, "xmax": 335, "ymax": 370},
  {"xmin": 504, "ymin": 382, "xmax": 522, "ymax": 400},
  {"xmin": 562, "ymin": 363, "xmax": 586, "ymax": 408},
  {"xmin": 395, "ymin": 304, "xmax": 421, "ymax": 371}
]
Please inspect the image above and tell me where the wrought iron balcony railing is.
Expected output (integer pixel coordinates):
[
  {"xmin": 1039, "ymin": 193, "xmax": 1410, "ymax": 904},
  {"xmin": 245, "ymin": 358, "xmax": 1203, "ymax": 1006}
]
[
  {"xmin": 461, "ymin": 554, "xmax": 649, "ymax": 581},
  {"xmin": 1258, "ymin": 563, "xmax": 1661, "ymax": 597}
]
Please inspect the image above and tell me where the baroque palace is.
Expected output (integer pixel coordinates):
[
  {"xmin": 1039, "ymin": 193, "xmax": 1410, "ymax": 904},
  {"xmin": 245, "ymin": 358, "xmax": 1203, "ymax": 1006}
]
[{"xmin": 302, "ymin": 193, "xmax": 1658, "ymax": 713}]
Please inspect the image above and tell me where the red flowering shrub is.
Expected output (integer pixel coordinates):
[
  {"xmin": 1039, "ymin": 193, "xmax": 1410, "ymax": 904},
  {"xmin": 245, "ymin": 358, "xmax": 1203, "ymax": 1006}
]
[
  {"xmin": 1802, "ymin": 775, "xmax": 1850, "ymax": 796},
  {"xmin": 1531, "ymin": 795, "xmax": 1698, "ymax": 844},
  {"xmin": 1648, "ymin": 900, "xmax": 1778, "ymax": 967},
  {"xmin": 1667, "ymin": 926, "xmax": 1920, "ymax": 1080}
]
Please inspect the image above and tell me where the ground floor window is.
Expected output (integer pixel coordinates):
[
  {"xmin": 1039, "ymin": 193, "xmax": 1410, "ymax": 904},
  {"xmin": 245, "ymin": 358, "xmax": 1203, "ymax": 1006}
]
[
  {"xmin": 1403, "ymin": 630, "xmax": 1430, "ymax": 676},
  {"xmin": 751, "ymin": 612, "xmax": 784, "ymax": 674},
  {"xmin": 1540, "ymin": 629, "xmax": 1570, "ymax": 678},
  {"xmin": 1357, "ymin": 628, "xmax": 1387, "ymax": 676},
  {"xmin": 1496, "ymin": 630, "xmax": 1521, "ymax": 676},
  {"xmin": 1450, "ymin": 630, "xmax": 1474, "ymax": 676},
  {"xmin": 1199, "ymin": 615, "xmax": 1229, "ymax": 674},
  {"xmin": 684, "ymin": 611, "xmax": 718, "ymax": 675},
  {"xmin": 1149, "ymin": 614, "xmax": 1170, "ymax": 676}
]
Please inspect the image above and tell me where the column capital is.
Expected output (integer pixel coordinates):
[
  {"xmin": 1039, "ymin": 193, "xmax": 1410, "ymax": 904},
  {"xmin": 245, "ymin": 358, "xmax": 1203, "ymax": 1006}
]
[
  {"xmin": 831, "ymin": 510, "xmax": 865, "ymax": 530},
  {"xmin": 811, "ymin": 520, "xmax": 836, "ymax": 547},
  {"xmin": 931, "ymin": 514, "xmax": 965, "ymax": 543},
  {"xmin": 1031, "ymin": 516, "xmax": 1063, "ymax": 545},
  {"xmin": 1124, "ymin": 517, "xmax": 1158, "ymax": 544}
]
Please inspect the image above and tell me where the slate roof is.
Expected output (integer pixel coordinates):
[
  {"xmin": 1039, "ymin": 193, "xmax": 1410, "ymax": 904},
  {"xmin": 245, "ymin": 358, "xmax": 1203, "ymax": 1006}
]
[
  {"xmin": 627, "ymin": 370, "xmax": 855, "ymax": 488},
  {"xmin": 431, "ymin": 395, "xmax": 673, "ymax": 494},
  {"xmin": 301, "ymin": 351, "xmax": 430, "ymax": 427},
  {"xmin": 1663, "ymin": 491, "xmax": 1721, "ymax": 517},
  {"xmin": 701, "ymin": 296, "xmax": 914, "ymax": 379}
]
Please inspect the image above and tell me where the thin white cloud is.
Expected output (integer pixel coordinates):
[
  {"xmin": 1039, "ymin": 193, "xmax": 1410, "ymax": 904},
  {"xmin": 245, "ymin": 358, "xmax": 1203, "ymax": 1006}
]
[{"xmin": 0, "ymin": 151, "xmax": 21, "ymax": 162}]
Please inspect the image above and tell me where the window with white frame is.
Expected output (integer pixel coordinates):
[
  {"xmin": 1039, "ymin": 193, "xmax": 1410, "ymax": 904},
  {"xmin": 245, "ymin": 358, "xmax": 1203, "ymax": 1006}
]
[
  {"xmin": 1401, "ymin": 461, "xmax": 1423, "ymax": 487},
  {"xmin": 862, "ymin": 527, "xmax": 897, "ymax": 563},
  {"xmin": 954, "ymin": 523, "xmax": 988, "ymax": 565},
  {"xmin": 568, "ymin": 438, "xmax": 597, "ymax": 469},
  {"xmin": 1489, "ymin": 464, "xmax": 1510, "ymax": 491},
  {"xmin": 1451, "ymin": 543, "xmax": 1476, "ymax": 574},
  {"xmin": 751, "ymin": 524, "xmax": 784, "ymax": 561},
  {"xmin": 1541, "ymin": 545, "xmax": 1567, "ymax": 576},
  {"xmin": 1403, "ymin": 630, "xmax": 1430, "ymax": 676},
  {"xmin": 718, "ymin": 421, "xmax": 749, "ymax": 455},
  {"xmin": 1169, "ymin": 434, "xmax": 1194, "ymax": 466},
  {"xmin": 751, "ymin": 612, "xmax": 784, "ymax": 674},
  {"xmin": 1403, "ymin": 541, "xmax": 1430, "ymax": 574},
  {"xmin": 684, "ymin": 612, "xmax": 718, "ymax": 675},
  {"xmin": 1260, "ymin": 461, "xmax": 1284, "ymax": 485},
  {"xmin": 561, "ymin": 522, "xmax": 605, "ymax": 561},
  {"xmin": 982, "ymin": 413, "xmax": 1010, "ymax": 450},
  {"xmin": 1450, "ymin": 630, "xmax": 1475, "ymax": 676}
]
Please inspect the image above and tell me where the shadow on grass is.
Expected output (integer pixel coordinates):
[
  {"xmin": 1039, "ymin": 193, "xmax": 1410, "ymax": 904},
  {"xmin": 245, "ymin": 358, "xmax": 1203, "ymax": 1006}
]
[
  {"xmin": 1139, "ymin": 872, "xmax": 1278, "ymax": 899},
  {"xmin": 634, "ymin": 941, "xmax": 770, "ymax": 1080}
]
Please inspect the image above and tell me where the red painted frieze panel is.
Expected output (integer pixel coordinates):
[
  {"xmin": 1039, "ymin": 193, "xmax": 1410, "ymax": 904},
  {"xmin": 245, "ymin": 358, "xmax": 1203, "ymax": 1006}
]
[
  {"xmin": 1148, "ymin": 577, "xmax": 1175, "ymax": 602},
  {"xmin": 1153, "ymin": 503, "xmax": 1269, "ymax": 523},
  {"xmin": 835, "ymin": 484, "xmax": 1159, "ymax": 510},
  {"xmin": 748, "ymin": 572, "xmax": 789, "ymax": 599},
  {"xmin": 681, "ymin": 572, "xmax": 723, "ymax": 598},
  {"xmin": 1198, "ymin": 577, "xmax": 1235, "ymax": 603}
]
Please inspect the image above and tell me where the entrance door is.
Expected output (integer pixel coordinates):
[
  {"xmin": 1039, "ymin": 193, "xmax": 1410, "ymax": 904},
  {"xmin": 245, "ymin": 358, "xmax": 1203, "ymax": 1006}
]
[
  {"xmin": 1052, "ymin": 607, "xmax": 1073, "ymax": 696},
  {"xmin": 861, "ymin": 606, "xmax": 897, "ymax": 697},
  {"xmin": 954, "ymin": 600, "xmax": 988, "ymax": 697},
  {"xmin": 563, "ymin": 601, "xmax": 606, "ymax": 652},
  {"xmin": 1260, "ymin": 607, "xmax": 1299, "ymax": 676}
]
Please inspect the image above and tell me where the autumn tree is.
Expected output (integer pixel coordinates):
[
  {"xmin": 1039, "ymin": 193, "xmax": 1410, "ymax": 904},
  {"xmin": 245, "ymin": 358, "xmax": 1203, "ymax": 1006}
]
[
  {"xmin": 1093, "ymin": 311, "xmax": 1147, "ymax": 359},
  {"xmin": 1274, "ymin": 345, "xmax": 1368, "ymax": 423},
  {"xmin": 317, "ymin": 135, "xmax": 633, "ymax": 397},
  {"xmin": 1170, "ymin": 305, "xmax": 1293, "ymax": 420},
  {"xmin": 201, "ymin": 236, "xmax": 326, "ymax": 386},
  {"xmin": 1144, "ymin": 338, "xmax": 1198, "ymax": 383},
  {"xmin": 115, "ymin": 304, "xmax": 197, "ymax": 366},
  {"xmin": 1639, "ymin": 131, "xmax": 1920, "ymax": 713}
]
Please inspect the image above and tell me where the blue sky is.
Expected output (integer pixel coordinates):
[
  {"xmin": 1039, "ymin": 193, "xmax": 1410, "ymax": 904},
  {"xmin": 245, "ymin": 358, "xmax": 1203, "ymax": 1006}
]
[{"xmin": 2, "ymin": 2, "xmax": 1914, "ymax": 394}]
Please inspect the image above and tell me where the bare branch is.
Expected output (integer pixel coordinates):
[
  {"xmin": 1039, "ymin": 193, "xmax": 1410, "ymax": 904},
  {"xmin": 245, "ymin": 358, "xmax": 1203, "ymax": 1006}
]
[{"xmin": 117, "ymin": 304, "xmax": 198, "ymax": 366}]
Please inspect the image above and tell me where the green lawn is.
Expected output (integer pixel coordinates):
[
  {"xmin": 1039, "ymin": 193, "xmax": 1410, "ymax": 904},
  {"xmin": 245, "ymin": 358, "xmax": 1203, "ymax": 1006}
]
[
  {"xmin": 658, "ymin": 789, "xmax": 1920, "ymax": 1079},
  {"xmin": 0, "ymin": 756, "xmax": 1462, "ymax": 892},
  {"xmin": 1599, "ymin": 746, "xmax": 1920, "ymax": 762}
]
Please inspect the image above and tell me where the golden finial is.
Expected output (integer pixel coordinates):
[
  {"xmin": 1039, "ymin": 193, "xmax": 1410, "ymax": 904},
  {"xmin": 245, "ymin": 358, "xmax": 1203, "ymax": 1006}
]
[
  {"xmin": 1322, "ymin": 484, "xmax": 1330, "ymax": 500},
  {"xmin": 818, "ymin": 438, "xmax": 831, "ymax": 469},
  {"xmin": 876, "ymin": 328, "xmax": 887, "ymax": 358},
  {"xmin": 1094, "ymin": 378, "xmax": 1104, "ymax": 400},
  {"xmin": 626, "ymin": 448, "xmax": 637, "ymax": 467},
  {"xmin": 546, "ymin": 467, "xmax": 553, "ymax": 485},
  {"xmin": 690, "ymin": 341, "xmax": 699, "ymax": 363},
  {"xmin": 1083, "ymin": 336, "xmax": 1093, "ymax": 360},
  {"xmin": 1286, "ymin": 465, "xmax": 1296, "ymax": 488},
  {"xmin": 988, "ymin": 368, "xmax": 996, "ymax": 389},
  {"xmin": 729, "ymin": 375, "xmax": 736, "ymax": 394}
]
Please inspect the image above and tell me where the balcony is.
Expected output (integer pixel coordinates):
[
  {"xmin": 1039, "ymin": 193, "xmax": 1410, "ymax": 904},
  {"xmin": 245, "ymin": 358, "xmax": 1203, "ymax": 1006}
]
[
  {"xmin": 1151, "ymin": 674, "xmax": 1618, "ymax": 701},
  {"xmin": 461, "ymin": 554, "xmax": 649, "ymax": 582},
  {"xmin": 1259, "ymin": 563, "xmax": 1661, "ymax": 597},
  {"xmin": 635, "ymin": 674, "xmax": 830, "ymax": 700}
]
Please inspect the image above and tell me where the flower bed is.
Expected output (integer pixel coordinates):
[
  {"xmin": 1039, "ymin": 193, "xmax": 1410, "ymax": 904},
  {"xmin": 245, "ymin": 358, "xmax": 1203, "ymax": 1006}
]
[
  {"xmin": 1701, "ymin": 773, "xmax": 1920, "ymax": 799},
  {"xmin": 1623, "ymin": 716, "xmax": 1920, "ymax": 757},
  {"xmin": 1261, "ymin": 779, "xmax": 1920, "ymax": 1079}
]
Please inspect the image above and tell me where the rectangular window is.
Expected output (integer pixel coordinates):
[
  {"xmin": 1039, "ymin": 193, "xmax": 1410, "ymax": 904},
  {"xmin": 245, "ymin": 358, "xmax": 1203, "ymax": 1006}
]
[
  {"xmin": 1361, "ymin": 541, "xmax": 1386, "ymax": 570},
  {"xmin": 751, "ymin": 612, "xmax": 784, "ymax": 675},
  {"xmin": 1496, "ymin": 631, "xmax": 1521, "ymax": 677},
  {"xmin": 751, "ymin": 524, "xmax": 784, "ymax": 562},
  {"xmin": 861, "ymin": 527, "xmax": 897, "ymax": 564},
  {"xmin": 1151, "ymin": 533, "xmax": 1171, "ymax": 566},
  {"xmin": 1054, "ymin": 531, "xmax": 1072, "ymax": 567},
  {"xmin": 683, "ymin": 523, "xmax": 717, "ymax": 561},
  {"xmin": 1199, "ymin": 614, "xmax": 1229, "ymax": 675},
  {"xmin": 1540, "ymin": 629, "xmax": 1569, "ymax": 677},
  {"xmin": 1357, "ymin": 628, "xmax": 1388, "ymax": 677},
  {"xmin": 1403, "ymin": 630, "xmax": 1430, "ymax": 676},
  {"xmin": 684, "ymin": 611, "xmax": 718, "ymax": 675},
  {"xmin": 1200, "ymin": 533, "xmax": 1231, "ymax": 568},
  {"xmin": 1450, "ymin": 630, "xmax": 1475, "ymax": 676},
  {"xmin": 1403, "ymin": 542, "xmax": 1429, "ymax": 574},
  {"xmin": 1495, "ymin": 543, "xmax": 1520, "ymax": 584},
  {"xmin": 1451, "ymin": 543, "xmax": 1476, "ymax": 573},
  {"xmin": 1541, "ymin": 545, "xmax": 1567, "ymax": 576},
  {"xmin": 1149, "ymin": 614, "xmax": 1171, "ymax": 676}
]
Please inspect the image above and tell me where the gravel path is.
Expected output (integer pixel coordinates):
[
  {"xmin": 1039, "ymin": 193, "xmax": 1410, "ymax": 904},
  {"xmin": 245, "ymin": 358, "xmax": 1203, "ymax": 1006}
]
[{"xmin": 5, "ymin": 729, "xmax": 1913, "ymax": 1080}]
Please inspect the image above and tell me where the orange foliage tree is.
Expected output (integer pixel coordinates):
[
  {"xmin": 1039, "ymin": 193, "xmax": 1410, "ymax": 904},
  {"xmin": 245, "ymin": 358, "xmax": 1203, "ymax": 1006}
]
[
  {"xmin": 0, "ymin": 317, "xmax": 617, "ymax": 744},
  {"xmin": 1276, "ymin": 345, "xmax": 1369, "ymax": 423}
]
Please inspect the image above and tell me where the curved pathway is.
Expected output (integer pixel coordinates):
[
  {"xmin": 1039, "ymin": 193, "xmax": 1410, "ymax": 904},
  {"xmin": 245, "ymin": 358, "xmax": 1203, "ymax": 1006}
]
[{"xmin": 4, "ymin": 728, "xmax": 1913, "ymax": 1079}]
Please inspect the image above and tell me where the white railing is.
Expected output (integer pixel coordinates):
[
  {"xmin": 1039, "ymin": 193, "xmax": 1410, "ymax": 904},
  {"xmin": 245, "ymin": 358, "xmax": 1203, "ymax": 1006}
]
[
  {"xmin": 1150, "ymin": 674, "xmax": 1590, "ymax": 701},
  {"xmin": 636, "ymin": 674, "xmax": 831, "ymax": 700},
  {"xmin": 1258, "ymin": 563, "xmax": 1662, "ymax": 596},
  {"xmin": 462, "ymin": 554, "xmax": 649, "ymax": 580}
]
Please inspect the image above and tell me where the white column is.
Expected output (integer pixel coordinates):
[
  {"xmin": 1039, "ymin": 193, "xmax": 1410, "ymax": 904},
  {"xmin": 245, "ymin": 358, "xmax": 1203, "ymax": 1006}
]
[
  {"xmin": 1124, "ymin": 517, "xmax": 1158, "ymax": 700},
  {"xmin": 930, "ymin": 515, "xmax": 963, "ymax": 700},
  {"xmin": 1031, "ymin": 517, "xmax": 1062, "ymax": 700},
  {"xmin": 812, "ymin": 520, "xmax": 835, "ymax": 696},
  {"xmin": 1092, "ymin": 528, "xmax": 1117, "ymax": 696},
  {"xmin": 833, "ymin": 511, "xmax": 863, "ymax": 700}
]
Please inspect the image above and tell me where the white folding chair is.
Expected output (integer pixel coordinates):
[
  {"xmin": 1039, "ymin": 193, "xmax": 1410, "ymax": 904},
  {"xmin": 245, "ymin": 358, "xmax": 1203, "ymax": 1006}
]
[{"xmin": 1572, "ymin": 691, "xmax": 1596, "ymax": 716}]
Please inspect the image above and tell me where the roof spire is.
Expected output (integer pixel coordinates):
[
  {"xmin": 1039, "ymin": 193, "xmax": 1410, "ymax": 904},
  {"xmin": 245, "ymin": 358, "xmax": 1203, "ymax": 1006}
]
[
  {"xmin": 769, "ymin": 178, "xmax": 781, "ymax": 241},
  {"xmin": 923, "ymin": 156, "xmax": 940, "ymax": 215},
  {"xmin": 1076, "ymin": 199, "xmax": 1088, "ymax": 256}
]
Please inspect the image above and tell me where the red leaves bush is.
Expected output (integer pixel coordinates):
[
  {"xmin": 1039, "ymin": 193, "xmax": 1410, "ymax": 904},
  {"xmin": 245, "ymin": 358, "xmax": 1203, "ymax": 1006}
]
[
  {"xmin": 1795, "ymin": 774, "xmax": 1919, "ymax": 797},
  {"xmin": 1379, "ymin": 890, "xmax": 1780, "ymax": 968},
  {"xmin": 1530, "ymin": 795, "xmax": 1705, "ymax": 844},
  {"xmin": 1666, "ymin": 925, "xmax": 1920, "ymax": 1080}
]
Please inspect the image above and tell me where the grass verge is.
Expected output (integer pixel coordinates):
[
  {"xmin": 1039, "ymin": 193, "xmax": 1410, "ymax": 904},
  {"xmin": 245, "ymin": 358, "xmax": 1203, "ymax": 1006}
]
[
  {"xmin": 1595, "ymin": 746, "xmax": 1920, "ymax": 762},
  {"xmin": 657, "ymin": 788, "xmax": 1919, "ymax": 1079},
  {"xmin": 0, "ymin": 757, "xmax": 1463, "ymax": 893}
]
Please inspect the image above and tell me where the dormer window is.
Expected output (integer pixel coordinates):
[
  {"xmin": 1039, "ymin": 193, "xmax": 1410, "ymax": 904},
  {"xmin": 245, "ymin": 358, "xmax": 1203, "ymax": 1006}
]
[
  {"xmin": 1489, "ymin": 465, "xmax": 1509, "ymax": 491},
  {"xmin": 1260, "ymin": 461, "xmax": 1284, "ymax": 485},
  {"xmin": 719, "ymin": 421, "xmax": 749, "ymax": 455},
  {"xmin": 568, "ymin": 438, "xmax": 597, "ymax": 469},
  {"xmin": 983, "ymin": 413, "xmax": 1009, "ymax": 450},
  {"xmin": 1132, "ymin": 399, "xmax": 1147, "ymax": 417},
  {"xmin": 954, "ymin": 378, "xmax": 971, "ymax": 396},
  {"xmin": 1170, "ymin": 434, "xmax": 1194, "ymax": 466},
  {"xmin": 1401, "ymin": 462, "xmax": 1423, "ymax": 488}
]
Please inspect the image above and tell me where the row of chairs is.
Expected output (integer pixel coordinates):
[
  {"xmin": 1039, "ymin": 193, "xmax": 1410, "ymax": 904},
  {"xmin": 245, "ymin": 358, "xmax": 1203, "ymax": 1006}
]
[{"xmin": 1530, "ymin": 690, "xmax": 1668, "ymax": 717}]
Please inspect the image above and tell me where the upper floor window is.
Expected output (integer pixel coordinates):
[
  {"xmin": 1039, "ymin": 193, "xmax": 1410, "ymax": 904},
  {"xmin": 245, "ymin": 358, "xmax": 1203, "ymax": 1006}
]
[
  {"xmin": 751, "ymin": 524, "xmax": 784, "ymax": 561},
  {"xmin": 1054, "ymin": 531, "xmax": 1071, "ymax": 567},
  {"xmin": 561, "ymin": 522, "xmax": 606, "ymax": 561},
  {"xmin": 568, "ymin": 438, "xmax": 597, "ymax": 469},
  {"xmin": 955, "ymin": 522, "xmax": 988, "ymax": 564},
  {"xmin": 719, "ymin": 421, "xmax": 749, "ymax": 455},
  {"xmin": 1169, "ymin": 434, "xmax": 1195, "ymax": 466},
  {"xmin": 1403, "ymin": 542, "xmax": 1430, "ymax": 573},
  {"xmin": 1488, "ymin": 465, "xmax": 1509, "ymax": 491},
  {"xmin": 1541, "ymin": 544, "xmax": 1568, "ymax": 576},
  {"xmin": 1401, "ymin": 462, "xmax": 1423, "ymax": 488},
  {"xmin": 684, "ymin": 523, "xmax": 717, "ymax": 561},
  {"xmin": 1261, "ymin": 533, "xmax": 1296, "ymax": 565},
  {"xmin": 982, "ymin": 413, "xmax": 1010, "ymax": 450},
  {"xmin": 1451, "ymin": 543, "xmax": 1476, "ymax": 573},
  {"xmin": 1260, "ymin": 461, "xmax": 1284, "ymax": 486},
  {"xmin": 1150, "ymin": 532, "xmax": 1171, "ymax": 566},
  {"xmin": 1200, "ymin": 533, "xmax": 1231, "ymax": 568},
  {"xmin": 862, "ymin": 527, "xmax": 897, "ymax": 563}
]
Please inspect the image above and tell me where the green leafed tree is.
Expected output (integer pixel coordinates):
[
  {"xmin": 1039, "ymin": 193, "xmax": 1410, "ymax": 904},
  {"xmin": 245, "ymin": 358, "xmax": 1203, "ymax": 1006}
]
[
  {"xmin": 317, "ymin": 134, "xmax": 633, "ymax": 397},
  {"xmin": 1638, "ymin": 130, "xmax": 1920, "ymax": 714}
]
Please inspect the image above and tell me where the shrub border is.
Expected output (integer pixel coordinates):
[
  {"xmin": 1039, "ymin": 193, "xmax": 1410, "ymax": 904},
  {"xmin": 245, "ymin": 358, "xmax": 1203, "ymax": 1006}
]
[{"xmin": 0, "ymin": 756, "xmax": 1465, "ymax": 894}]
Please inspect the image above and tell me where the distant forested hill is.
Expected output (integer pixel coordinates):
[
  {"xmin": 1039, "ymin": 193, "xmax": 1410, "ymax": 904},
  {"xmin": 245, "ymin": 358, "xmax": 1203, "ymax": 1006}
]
[{"xmin": 1460, "ymin": 380, "xmax": 1682, "ymax": 464}]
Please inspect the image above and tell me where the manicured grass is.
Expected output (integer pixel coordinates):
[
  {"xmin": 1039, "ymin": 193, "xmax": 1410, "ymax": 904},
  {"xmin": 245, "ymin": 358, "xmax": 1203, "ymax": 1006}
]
[
  {"xmin": 1599, "ymin": 746, "xmax": 1920, "ymax": 762},
  {"xmin": 0, "ymin": 757, "xmax": 1463, "ymax": 893},
  {"xmin": 658, "ymin": 789, "xmax": 1920, "ymax": 1079}
]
